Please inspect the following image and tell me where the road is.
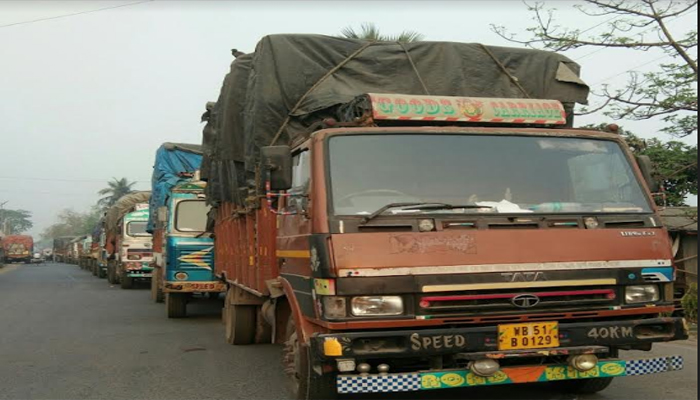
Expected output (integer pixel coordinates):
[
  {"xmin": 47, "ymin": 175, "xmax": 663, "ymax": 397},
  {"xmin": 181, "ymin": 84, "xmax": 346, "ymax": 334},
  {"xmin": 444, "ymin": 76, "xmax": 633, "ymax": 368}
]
[{"xmin": 0, "ymin": 262, "xmax": 696, "ymax": 400}]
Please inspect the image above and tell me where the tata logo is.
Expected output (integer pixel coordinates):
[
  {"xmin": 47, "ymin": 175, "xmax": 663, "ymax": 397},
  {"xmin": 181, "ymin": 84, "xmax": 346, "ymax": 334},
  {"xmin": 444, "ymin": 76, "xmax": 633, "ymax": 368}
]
[
  {"xmin": 621, "ymin": 231, "xmax": 655, "ymax": 237},
  {"xmin": 501, "ymin": 272, "xmax": 547, "ymax": 282},
  {"xmin": 511, "ymin": 294, "xmax": 540, "ymax": 308}
]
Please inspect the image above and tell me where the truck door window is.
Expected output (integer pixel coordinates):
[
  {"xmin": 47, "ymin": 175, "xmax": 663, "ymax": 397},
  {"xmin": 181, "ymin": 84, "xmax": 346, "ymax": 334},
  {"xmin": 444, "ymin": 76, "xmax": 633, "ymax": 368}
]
[
  {"xmin": 287, "ymin": 150, "xmax": 310, "ymax": 212},
  {"xmin": 175, "ymin": 200, "xmax": 211, "ymax": 232}
]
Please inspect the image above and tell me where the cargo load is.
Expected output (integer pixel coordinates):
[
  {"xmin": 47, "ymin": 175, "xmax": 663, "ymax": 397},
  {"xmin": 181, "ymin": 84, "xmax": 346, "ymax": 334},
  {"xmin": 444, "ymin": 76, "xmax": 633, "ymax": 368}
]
[
  {"xmin": 201, "ymin": 34, "xmax": 590, "ymax": 205},
  {"xmin": 147, "ymin": 143, "xmax": 203, "ymax": 233}
]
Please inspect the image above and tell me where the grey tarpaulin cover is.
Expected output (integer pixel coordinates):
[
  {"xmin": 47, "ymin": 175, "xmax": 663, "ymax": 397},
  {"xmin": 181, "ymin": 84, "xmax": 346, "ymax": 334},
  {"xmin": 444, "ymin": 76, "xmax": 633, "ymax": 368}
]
[
  {"xmin": 201, "ymin": 34, "xmax": 590, "ymax": 205},
  {"xmin": 104, "ymin": 191, "xmax": 151, "ymax": 234}
]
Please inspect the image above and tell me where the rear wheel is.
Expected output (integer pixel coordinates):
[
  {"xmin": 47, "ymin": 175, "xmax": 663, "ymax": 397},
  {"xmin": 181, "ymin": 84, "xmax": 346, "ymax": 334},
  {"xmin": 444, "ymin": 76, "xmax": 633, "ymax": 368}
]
[
  {"xmin": 224, "ymin": 302, "xmax": 256, "ymax": 345},
  {"xmin": 552, "ymin": 377, "xmax": 614, "ymax": 394},
  {"xmin": 283, "ymin": 316, "xmax": 337, "ymax": 400},
  {"xmin": 166, "ymin": 293, "xmax": 187, "ymax": 318}
]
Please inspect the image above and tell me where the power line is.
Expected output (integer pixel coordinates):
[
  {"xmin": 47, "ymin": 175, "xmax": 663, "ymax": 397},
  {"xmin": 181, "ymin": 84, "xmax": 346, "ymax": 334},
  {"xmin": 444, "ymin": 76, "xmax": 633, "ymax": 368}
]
[
  {"xmin": 0, "ymin": 176, "xmax": 150, "ymax": 183},
  {"xmin": 0, "ymin": 0, "xmax": 153, "ymax": 29},
  {"xmin": 590, "ymin": 53, "xmax": 674, "ymax": 86}
]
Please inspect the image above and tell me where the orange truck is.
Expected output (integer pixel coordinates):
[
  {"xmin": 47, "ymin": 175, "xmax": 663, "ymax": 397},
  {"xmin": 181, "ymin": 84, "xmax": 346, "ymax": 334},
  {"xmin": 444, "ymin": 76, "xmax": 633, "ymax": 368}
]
[
  {"xmin": 202, "ymin": 35, "xmax": 687, "ymax": 399},
  {"xmin": 1, "ymin": 235, "xmax": 34, "ymax": 264}
]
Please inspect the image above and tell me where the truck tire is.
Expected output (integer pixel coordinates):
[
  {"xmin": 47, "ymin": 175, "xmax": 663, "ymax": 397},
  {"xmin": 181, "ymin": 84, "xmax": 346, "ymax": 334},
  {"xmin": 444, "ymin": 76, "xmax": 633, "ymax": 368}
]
[
  {"xmin": 91, "ymin": 262, "xmax": 98, "ymax": 276},
  {"xmin": 107, "ymin": 263, "xmax": 116, "ymax": 284},
  {"xmin": 120, "ymin": 274, "xmax": 134, "ymax": 289},
  {"xmin": 553, "ymin": 377, "xmax": 614, "ymax": 394},
  {"xmin": 166, "ymin": 293, "xmax": 187, "ymax": 318},
  {"xmin": 98, "ymin": 267, "xmax": 107, "ymax": 279},
  {"xmin": 151, "ymin": 273, "xmax": 164, "ymax": 303},
  {"xmin": 225, "ymin": 304, "xmax": 256, "ymax": 345},
  {"xmin": 283, "ymin": 316, "xmax": 337, "ymax": 400}
]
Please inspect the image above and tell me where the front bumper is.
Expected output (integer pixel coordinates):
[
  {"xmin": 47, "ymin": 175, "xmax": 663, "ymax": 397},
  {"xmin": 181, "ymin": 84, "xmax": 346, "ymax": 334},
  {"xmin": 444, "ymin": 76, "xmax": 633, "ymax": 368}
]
[
  {"xmin": 337, "ymin": 355, "xmax": 683, "ymax": 394},
  {"xmin": 164, "ymin": 281, "xmax": 226, "ymax": 293},
  {"xmin": 314, "ymin": 317, "xmax": 687, "ymax": 359}
]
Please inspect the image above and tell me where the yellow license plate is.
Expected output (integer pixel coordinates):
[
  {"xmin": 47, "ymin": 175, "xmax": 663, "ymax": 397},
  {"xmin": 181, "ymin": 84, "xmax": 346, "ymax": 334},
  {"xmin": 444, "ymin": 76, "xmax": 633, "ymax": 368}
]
[{"xmin": 498, "ymin": 321, "xmax": 559, "ymax": 350}]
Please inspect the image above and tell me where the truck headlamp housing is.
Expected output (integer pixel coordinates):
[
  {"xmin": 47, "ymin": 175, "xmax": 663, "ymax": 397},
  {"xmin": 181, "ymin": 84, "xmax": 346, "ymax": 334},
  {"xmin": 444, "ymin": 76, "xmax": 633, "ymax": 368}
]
[
  {"xmin": 625, "ymin": 285, "xmax": 659, "ymax": 304},
  {"xmin": 350, "ymin": 296, "xmax": 404, "ymax": 316}
]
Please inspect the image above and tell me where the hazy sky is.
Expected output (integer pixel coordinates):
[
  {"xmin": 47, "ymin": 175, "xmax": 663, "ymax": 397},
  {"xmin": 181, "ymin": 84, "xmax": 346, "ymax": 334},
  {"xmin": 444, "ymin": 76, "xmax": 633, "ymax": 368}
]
[{"xmin": 0, "ymin": 0, "xmax": 697, "ymax": 238}]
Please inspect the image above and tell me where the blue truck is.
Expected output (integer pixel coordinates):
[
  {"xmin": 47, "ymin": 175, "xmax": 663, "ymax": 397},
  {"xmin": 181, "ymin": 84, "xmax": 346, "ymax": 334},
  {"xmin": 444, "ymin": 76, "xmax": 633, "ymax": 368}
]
[{"xmin": 148, "ymin": 143, "xmax": 225, "ymax": 318}]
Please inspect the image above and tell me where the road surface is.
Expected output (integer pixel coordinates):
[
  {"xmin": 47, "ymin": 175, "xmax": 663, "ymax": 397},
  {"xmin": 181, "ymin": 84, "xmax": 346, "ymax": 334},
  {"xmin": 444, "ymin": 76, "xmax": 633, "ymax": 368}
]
[{"xmin": 0, "ymin": 262, "xmax": 696, "ymax": 400}]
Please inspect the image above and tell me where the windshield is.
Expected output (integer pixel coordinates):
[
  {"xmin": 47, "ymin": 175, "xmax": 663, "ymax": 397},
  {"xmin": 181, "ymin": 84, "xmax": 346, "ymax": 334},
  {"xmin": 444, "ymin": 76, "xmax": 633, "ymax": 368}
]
[
  {"xmin": 328, "ymin": 134, "xmax": 652, "ymax": 216},
  {"xmin": 126, "ymin": 221, "xmax": 150, "ymax": 237},
  {"xmin": 175, "ymin": 200, "xmax": 210, "ymax": 232}
]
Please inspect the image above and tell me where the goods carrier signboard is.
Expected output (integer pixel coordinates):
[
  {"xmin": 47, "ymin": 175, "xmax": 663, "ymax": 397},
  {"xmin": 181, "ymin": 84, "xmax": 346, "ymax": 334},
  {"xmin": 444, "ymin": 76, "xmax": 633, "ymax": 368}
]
[{"xmin": 367, "ymin": 93, "xmax": 567, "ymax": 125}]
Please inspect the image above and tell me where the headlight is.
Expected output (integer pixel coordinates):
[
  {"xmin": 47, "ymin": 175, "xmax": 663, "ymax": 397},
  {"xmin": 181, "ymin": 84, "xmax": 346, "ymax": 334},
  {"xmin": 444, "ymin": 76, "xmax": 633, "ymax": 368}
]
[
  {"xmin": 350, "ymin": 296, "xmax": 404, "ymax": 316},
  {"xmin": 625, "ymin": 285, "xmax": 659, "ymax": 303}
]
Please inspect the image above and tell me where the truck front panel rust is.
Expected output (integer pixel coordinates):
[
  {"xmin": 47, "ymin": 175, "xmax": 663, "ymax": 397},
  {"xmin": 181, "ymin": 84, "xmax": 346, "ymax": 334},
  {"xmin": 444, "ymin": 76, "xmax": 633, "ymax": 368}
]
[{"xmin": 331, "ymin": 228, "xmax": 671, "ymax": 276}]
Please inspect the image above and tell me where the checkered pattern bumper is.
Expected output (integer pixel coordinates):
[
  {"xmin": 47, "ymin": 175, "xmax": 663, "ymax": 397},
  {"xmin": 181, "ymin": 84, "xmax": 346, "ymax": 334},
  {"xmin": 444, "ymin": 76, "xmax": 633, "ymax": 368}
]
[{"xmin": 337, "ymin": 355, "xmax": 683, "ymax": 394}]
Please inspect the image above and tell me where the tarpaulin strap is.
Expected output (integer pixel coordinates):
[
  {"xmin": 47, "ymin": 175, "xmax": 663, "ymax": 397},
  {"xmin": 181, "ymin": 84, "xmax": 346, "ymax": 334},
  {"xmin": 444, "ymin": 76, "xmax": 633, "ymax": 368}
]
[
  {"xmin": 478, "ymin": 43, "xmax": 531, "ymax": 99},
  {"xmin": 270, "ymin": 41, "xmax": 375, "ymax": 146},
  {"xmin": 398, "ymin": 42, "xmax": 430, "ymax": 95}
]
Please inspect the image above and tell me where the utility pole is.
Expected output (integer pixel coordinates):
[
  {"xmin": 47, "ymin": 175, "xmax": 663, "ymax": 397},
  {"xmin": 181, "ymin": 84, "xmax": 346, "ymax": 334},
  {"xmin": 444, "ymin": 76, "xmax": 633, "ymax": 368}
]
[{"xmin": 0, "ymin": 201, "xmax": 8, "ymax": 236}]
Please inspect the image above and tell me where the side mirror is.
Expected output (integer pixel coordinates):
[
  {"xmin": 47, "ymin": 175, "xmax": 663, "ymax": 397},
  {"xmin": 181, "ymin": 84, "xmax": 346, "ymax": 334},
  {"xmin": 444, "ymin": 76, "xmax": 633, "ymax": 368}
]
[
  {"xmin": 261, "ymin": 146, "xmax": 292, "ymax": 191},
  {"xmin": 157, "ymin": 206, "xmax": 168, "ymax": 224},
  {"xmin": 635, "ymin": 155, "xmax": 661, "ymax": 193}
]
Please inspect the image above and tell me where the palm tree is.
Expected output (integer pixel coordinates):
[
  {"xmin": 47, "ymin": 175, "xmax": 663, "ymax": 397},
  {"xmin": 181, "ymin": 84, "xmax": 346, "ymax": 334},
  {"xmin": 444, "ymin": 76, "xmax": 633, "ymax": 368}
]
[
  {"xmin": 98, "ymin": 178, "xmax": 136, "ymax": 209},
  {"xmin": 340, "ymin": 23, "xmax": 425, "ymax": 43}
]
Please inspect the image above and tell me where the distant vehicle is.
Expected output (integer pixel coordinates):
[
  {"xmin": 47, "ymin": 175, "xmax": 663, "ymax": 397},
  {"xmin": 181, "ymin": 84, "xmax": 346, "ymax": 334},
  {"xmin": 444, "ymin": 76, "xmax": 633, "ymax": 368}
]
[
  {"xmin": 1, "ymin": 235, "xmax": 34, "ymax": 264},
  {"xmin": 31, "ymin": 252, "xmax": 43, "ymax": 263},
  {"xmin": 52, "ymin": 236, "xmax": 76, "ymax": 263},
  {"xmin": 103, "ymin": 192, "xmax": 153, "ymax": 289},
  {"xmin": 42, "ymin": 248, "xmax": 53, "ymax": 259}
]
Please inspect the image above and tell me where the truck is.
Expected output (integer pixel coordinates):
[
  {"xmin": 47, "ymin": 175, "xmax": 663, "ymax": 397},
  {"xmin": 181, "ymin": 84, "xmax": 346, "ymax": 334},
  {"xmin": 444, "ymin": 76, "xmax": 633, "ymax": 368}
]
[
  {"xmin": 147, "ymin": 143, "xmax": 224, "ymax": 318},
  {"xmin": 1, "ymin": 235, "xmax": 34, "ymax": 264},
  {"xmin": 89, "ymin": 219, "xmax": 108, "ymax": 278},
  {"xmin": 77, "ymin": 235, "xmax": 92, "ymax": 270},
  {"xmin": 52, "ymin": 236, "xmax": 76, "ymax": 263},
  {"xmin": 200, "ymin": 35, "xmax": 688, "ymax": 399},
  {"xmin": 104, "ymin": 192, "xmax": 154, "ymax": 289}
]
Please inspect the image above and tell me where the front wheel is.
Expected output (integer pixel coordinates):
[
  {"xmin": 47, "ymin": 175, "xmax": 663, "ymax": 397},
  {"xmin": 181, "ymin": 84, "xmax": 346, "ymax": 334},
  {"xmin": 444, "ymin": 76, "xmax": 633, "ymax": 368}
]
[
  {"xmin": 552, "ymin": 377, "xmax": 614, "ymax": 394},
  {"xmin": 166, "ymin": 293, "xmax": 187, "ymax": 318},
  {"xmin": 120, "ymin": 274, "xmax": 134, "ymax": 289},
  {"xmin": 283, "ymin": 316, "xmax": 337, "ymax": 400}
]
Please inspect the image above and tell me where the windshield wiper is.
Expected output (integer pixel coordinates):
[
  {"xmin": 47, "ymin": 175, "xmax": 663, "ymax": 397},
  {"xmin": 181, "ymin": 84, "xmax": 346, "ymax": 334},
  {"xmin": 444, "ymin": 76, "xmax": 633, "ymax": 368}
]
[{"xmin": 361, "ymin": 202, "xmax": 494, "ymax": 224}]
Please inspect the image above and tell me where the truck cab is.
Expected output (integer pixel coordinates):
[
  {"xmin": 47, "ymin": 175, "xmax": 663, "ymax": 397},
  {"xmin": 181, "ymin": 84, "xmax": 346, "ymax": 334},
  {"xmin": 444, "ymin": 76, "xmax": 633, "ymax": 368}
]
[
  {"xmin": 153, "ymin": 179, "xmax": 224, "ymax": 318},
  {"xmin": 249, "ymin": 94, "xmax": 688, "ymax": 398},
  {"xmin": 115, "ymin": 205, "xmax": 153, "ymax": 289}
]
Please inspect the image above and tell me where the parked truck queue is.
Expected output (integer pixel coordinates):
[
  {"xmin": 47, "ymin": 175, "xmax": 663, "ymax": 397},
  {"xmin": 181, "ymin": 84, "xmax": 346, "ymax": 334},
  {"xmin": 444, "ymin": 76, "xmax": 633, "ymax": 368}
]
[{"xmin": 48, "ymin": 34, "xmax": 690, "ymax": 400}]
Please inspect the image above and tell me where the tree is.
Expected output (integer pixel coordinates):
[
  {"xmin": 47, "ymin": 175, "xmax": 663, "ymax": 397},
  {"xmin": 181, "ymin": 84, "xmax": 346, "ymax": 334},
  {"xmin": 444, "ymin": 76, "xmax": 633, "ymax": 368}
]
[
  {"xmin": 492, "ymin": 0, "xmax": 698, "ymax": 138},
  {"xmin": 0, "ymin": 208, "xmax": 33, "ymax": 235},
  {"xmin": 340, "ymin": 23, "xmax": 425, "ymax": 42},
  {"xmin": 40, "ymin": 207, "xmax": 102, "ymax": 241},
  {"xmin": 586, "ymin": 123, "xmax": 697, "ymax": 205},
  {"xmin": 97, "ymin": 178, "xmax": 136, "ymax": 210}
]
